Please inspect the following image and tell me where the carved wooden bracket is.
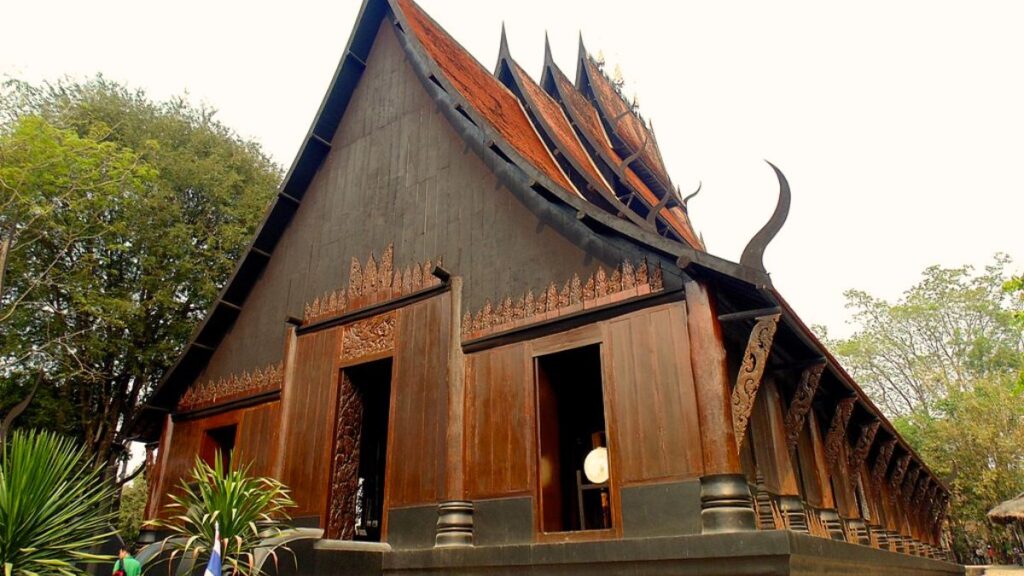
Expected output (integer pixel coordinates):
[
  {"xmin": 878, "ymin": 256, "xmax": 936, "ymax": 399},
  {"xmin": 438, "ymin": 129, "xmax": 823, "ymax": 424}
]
[
  {"xmin": 304, "ymin": 243, "xmax": 443, "ymax": 324},
  {"xmin": 871, "ymin": 437, "xmax": 897, "ymax": 488},
  {"xmin": 848, "ymin": 420, "xmax": 880, "ymax": 471},
  {"xmin": 889, "ymin": 454, "xmax": 911, "ymax": 492},
  {"xmin": 784, "ymin": 362, "xmax": 825, "ymax": 450},
  {"xmin": 824, "ymin": 397, "xmax": 856, "ymax": 468},
  {"xmin": 340, "ymin": 312, "xmax": 397, "ymax": 362},
  {"xmin": 462, "ymin": 258, "xmax": 663, "ymax": 340},
  {"xmin": 731, "ymin": 313, "xmax": 780, "ymax": 449},
  {"xmin": 178, "ymin": 362, "xmax": 283, "ymax": 411},
  {"xmin": 901, "ymin": 465, "xmax": 920, "ymax": 504},
  {"xmin": 911, "ymin": 477, "xmax": 930, "ymax": 506}
]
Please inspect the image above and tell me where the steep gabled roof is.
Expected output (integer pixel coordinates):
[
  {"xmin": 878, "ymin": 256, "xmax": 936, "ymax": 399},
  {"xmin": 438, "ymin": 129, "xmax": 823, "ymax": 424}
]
[
  {"xmin": 494, "ymin": 32, "xmax": 651, "ymax": 232},
  {"xmin": 542, "ymin": 50, "xmax": 703, "ymax": 249},
  {"xmin": 576, "ymin": 39, "xmax": 675, "ymax": 196},
  {"xmin": 396, "ymin": 0, "xmax": 577, "ymax": 196}
]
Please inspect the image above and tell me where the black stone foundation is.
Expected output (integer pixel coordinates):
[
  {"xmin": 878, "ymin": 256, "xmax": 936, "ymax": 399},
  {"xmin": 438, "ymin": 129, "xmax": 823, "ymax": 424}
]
[{"xmin": 296, "ymin": 531, "xmax": 963, "ymax": 576}]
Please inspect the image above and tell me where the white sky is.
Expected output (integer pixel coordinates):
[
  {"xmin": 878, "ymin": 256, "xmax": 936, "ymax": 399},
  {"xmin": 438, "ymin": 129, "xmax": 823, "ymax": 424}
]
[{"xmin": 3, "ymin": 0, "xmax": 1022, "ymax": 338}]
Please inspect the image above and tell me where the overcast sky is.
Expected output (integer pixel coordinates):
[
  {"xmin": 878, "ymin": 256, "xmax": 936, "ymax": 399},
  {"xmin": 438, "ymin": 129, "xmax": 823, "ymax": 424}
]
[{"xmin": 3, "ymin": 0, "xmax": 1021, "ymax": 337}]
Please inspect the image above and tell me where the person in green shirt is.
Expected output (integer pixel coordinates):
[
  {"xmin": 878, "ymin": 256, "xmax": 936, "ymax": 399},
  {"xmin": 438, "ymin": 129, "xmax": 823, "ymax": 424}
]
[{"xmin": 112, "ymin": 546, "xmax": 142, "ymax": 576}]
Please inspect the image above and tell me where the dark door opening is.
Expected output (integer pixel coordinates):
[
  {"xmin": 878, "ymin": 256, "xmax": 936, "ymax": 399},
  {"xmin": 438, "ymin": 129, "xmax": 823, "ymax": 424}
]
[
  {"xmin": 200, "ymin": 424, "xmax": 237, "ymax": 470},
  {"xmin": 327, "ymin": 357, "xmax": 392, "ymax": 542},
  {"xmin": 535, "ymin": 344, "xmax": 612, "ymax": 533}
]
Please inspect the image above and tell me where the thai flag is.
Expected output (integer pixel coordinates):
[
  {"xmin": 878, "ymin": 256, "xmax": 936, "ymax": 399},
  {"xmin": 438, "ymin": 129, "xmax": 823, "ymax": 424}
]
[{"xmin": 204, "ymin": 522, "xmax": 221, "ymax": 576}]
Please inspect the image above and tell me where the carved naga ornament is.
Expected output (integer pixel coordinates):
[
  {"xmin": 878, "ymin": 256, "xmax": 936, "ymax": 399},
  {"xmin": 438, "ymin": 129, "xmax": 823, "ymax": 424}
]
[
  {"xmin": 784, "ymin": 362, "xmax": 826, "ymax": 450},
  {"xmin": 740, "ymin": 161, "xmax": 792, "ymax": 273},
  {"xmin": 849, "ymin": 420, "xmax": 881, "ymax": 471},
  {"xmin": 731, "ymin": 313, "xmax": 781, "ymax": 449},
  {"xmin": 824, "ymin": 397, "xmax": 856, "ymax": 468}
]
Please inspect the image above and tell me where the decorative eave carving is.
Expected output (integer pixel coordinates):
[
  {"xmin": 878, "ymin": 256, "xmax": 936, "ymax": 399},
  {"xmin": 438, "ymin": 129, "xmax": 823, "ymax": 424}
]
[
  {"xmin": 824, "ymin": 397, "xmax": 856, "ymax": 468},
  {"xmin": 462, "ymin": 258, "xmax": 663, "ymax": 340},
  {"xmin": 303, "ymin": 244, "xmax": 443, "ymax": 325},
  {"xmin": 890, "ymin": 454, "xmax": 911, "ymax": 492},
  {"xmin": 911, "ymin": 477, "xmax": 930, "ymax": 506},
  {"xmin": 732, "ymin": 313, "xmax": 781, "ymax": 449},
  {"xmin": 178, "ymin": 362, "xmax": 283, "ymax": 411},
  {"xmin": 901, "ymin": 465, "xmax": 921, "ymax": 504},
  {"xmin": 849, "ymin": 420, "xmax": 881, "ymax": 471},
  {"xmin": 871, "ymin": 437, "xmax": 897, "ymax": 488},
  {"xmin": 784, "ymin": 362, "xmax": 825, "ymax": 450},
  {"xmin": 340, "ymin": 312, "xmax": 397, "ymax": 362}
]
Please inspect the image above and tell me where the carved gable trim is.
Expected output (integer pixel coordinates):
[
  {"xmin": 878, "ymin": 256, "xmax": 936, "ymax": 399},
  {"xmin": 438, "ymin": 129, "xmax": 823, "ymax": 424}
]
[
  {"xmin": 732, "ymin": 313, "xmax": 780, "ymax": 449},
  {"xmin": 462, "ymin": 258, "xmax": 664, "ymax": 340},
  {"xmin": 304, "ymin": 243, "xmax": 443, "ymax": 325},
  {"xmin": 178, "ymin": 362, "xmax": 283, "ymax": 411}
]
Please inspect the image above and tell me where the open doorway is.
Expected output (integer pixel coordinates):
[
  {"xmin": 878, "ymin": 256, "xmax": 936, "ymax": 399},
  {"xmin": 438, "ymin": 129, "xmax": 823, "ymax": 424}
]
[
  {"xmin": 327, "ymin": 357, "xmax": 392, "ymax": 541},
  {"xmin": 535, "ymin": 344, "xmax": 612, "ymax": 533}
]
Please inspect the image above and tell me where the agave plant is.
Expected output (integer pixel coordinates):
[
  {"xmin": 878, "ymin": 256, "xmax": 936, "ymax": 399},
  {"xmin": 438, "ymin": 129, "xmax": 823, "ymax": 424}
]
[
  {"xmin": 148, "ymin": 455, "xmax": 295, "ymax": 576},
  {"xmin": 0, "ymin": 429, "xmax": 117, "ymax": 576}
]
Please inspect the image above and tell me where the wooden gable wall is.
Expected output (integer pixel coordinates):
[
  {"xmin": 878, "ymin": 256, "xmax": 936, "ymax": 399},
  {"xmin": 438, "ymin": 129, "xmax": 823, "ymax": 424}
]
[{"xmin": 196, "ymin": 19, "xmax": 604, "ymax": 386}]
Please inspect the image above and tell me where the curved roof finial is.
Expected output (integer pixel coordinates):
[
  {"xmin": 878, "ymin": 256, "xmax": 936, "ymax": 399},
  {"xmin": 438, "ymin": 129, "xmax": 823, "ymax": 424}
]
[{"xmin": 740, "ymin": 161, "xmax": 791, "ymax": 273}]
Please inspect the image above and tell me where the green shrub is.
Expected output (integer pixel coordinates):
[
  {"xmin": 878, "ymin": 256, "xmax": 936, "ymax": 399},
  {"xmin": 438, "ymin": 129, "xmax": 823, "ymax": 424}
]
[
  {"xmin": 0, "ymin": 429, "xmax": 117, "ymax": 576},
  {"xmin": 148, "ymin": 456, "xmax": 295, "ymax": 576}
]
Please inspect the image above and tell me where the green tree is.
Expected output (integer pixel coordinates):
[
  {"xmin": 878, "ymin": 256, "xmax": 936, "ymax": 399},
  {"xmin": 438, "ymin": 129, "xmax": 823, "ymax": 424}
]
[
  {"xmin": 830, "ymin": 255, "xmax": 1022, "ymax": 417},
  {"xmin": 117, "ymin": 475, "xmax": 148, "ymax": 546},
  {"xmin": 0, "ymin": 77, "xmax": 280, "ymax": 480},
  {"xmin": 829, "ymin": 255, "xmax": 1024, "ymax": 558}
]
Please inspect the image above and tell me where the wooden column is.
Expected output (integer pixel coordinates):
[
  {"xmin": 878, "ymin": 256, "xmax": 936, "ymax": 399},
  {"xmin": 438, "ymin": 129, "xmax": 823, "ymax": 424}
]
[
  {"xmin": 684, "ymin": 280, "xmax": 755, "ymax": 533},
  {"xmin": 799, "ymin": 409, "xmax": 845, "ymax": 540},
  {"xmin": 435, "ymin": 277, "xmax": 473, "ymax": 547},
  {"xmin": 274, "ymin": 325, "xmax": 298, "ymax": 479}
]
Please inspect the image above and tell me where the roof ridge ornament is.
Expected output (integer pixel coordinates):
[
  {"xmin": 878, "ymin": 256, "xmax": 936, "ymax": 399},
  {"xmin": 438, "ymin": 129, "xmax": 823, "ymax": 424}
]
[{"xmin": 740, "ymin": 161, "xmax": 791, "ymax": 273}]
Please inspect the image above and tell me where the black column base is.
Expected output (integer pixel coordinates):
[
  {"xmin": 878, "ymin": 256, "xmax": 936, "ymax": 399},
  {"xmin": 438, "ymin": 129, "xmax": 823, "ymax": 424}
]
[
  {"xmin": 700, "ymin": 474, "xmax": 756, "ymax": 534},
  {"xmin": 435, "ymin": 500, "xmax": 474, "ymax": 548}
]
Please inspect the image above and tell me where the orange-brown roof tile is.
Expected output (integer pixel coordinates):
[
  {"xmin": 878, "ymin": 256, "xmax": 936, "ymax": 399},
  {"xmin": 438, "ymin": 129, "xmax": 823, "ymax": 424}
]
[
  {"xmin": 397, "ymin": 0, "xmax": 576, "ymax": 195},
  {"xmin": 508, "ymin": 61, "xmax": 614, "ymax": 199},
  {"xmin": 581, "ymin": 55, "xmax": 673, "ymax": 190},
  {"xmin": 550, "ymin": 64, "xmax": 702, "ymax": 249}
]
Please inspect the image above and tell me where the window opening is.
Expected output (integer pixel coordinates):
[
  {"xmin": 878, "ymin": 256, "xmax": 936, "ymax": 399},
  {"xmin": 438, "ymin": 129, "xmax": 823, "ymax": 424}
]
[
  {"xmin": 535, "ymin": 344, "xmax": 611, "ymax": 532},
  {"xmin": 201, "ymin": 424, "xmax": 237, "ymax": 470}
]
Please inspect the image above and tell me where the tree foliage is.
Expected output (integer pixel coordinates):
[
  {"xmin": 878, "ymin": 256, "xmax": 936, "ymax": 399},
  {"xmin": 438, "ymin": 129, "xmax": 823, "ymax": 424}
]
[
  {"xmin": 829, "ymin": 255, "xmax": 1024, "ymax": 558},
  {"xmin": 0, "ymin": 77, "xmax": 280, "ymax": 476},
  {"xmin": 0, "ymin": 429, "xmax": 117, "ymax": 576},
  {"xmin": 117, "ymin": 476, "xmax": 148, "ymax": 547},
  {"xmin": 830, "ymin": 255, "xmax": 1022, "ymax": 417}
]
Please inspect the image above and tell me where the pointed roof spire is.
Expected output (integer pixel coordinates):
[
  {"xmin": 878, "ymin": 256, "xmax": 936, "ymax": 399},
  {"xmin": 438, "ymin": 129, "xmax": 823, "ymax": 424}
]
[
  {"xmin": 578, "ymin": 30, "xmax": 587, "ymax": 60},
  {"xmin": 499, "ymin": 21, "xmax": 510, "ymax": 58},
  {"xmin": 544, "ymin": 31, "xmax": 553, "ymax": 63}
]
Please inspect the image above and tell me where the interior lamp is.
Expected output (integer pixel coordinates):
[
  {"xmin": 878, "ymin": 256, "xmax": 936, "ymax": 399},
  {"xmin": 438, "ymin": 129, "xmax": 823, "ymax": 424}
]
[{"xmin": 583, "ymin": 446, "xmax": 609, "ymax": 484}]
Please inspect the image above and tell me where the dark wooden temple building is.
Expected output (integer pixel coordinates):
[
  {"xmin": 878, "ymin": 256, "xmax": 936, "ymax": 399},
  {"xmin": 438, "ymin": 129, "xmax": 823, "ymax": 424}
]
[{"xmin": 137, "ymin": 1, "xmax": 963, "ymax": 574}]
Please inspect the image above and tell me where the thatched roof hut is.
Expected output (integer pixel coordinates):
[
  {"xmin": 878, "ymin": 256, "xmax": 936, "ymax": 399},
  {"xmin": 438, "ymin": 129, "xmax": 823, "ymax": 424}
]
[{"xmin": 988, "ymin": 492, "xmax": 1024, "ymax": 525}]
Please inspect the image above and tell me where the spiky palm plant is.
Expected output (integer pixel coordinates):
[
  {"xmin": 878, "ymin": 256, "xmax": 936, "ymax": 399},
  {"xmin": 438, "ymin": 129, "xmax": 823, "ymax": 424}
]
[
  {"xmin": 148, "ymin": 455, "xmax": 295, "ymax": 576},
  {"xmin": 0, "ymin": 429, "xmax": 117, "ymax": 576}
]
